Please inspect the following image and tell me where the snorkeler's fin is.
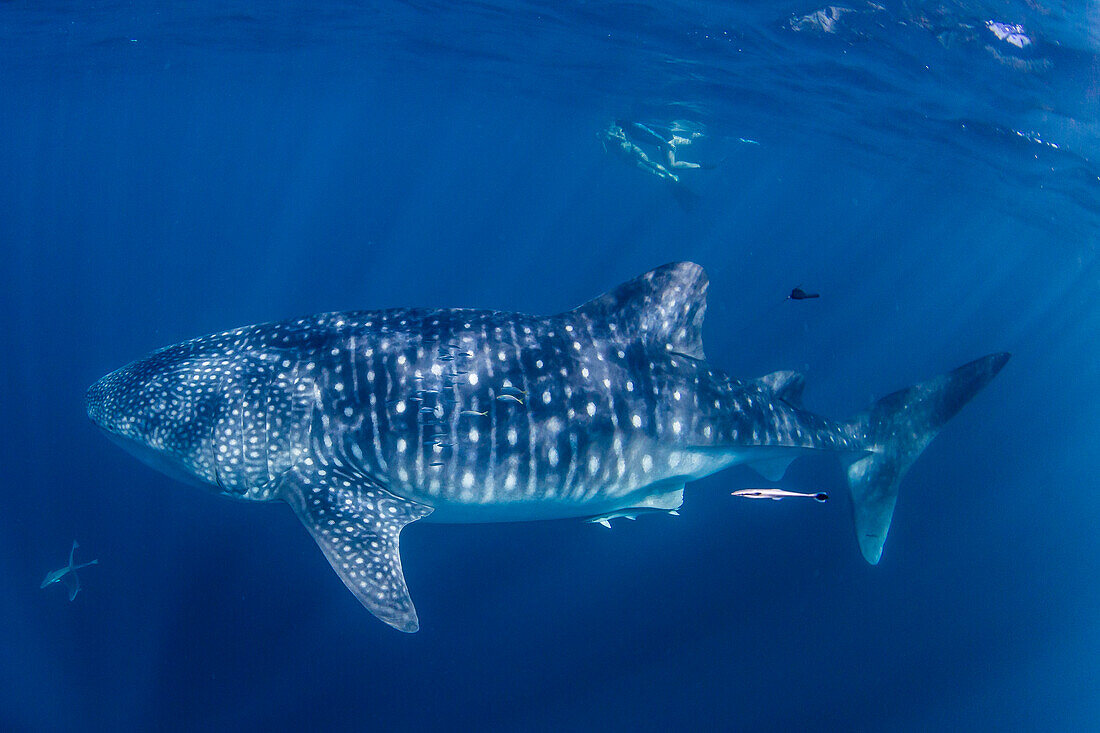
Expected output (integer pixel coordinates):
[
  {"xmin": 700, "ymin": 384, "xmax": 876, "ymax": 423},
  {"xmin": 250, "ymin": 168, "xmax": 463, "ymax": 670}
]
[{"xmin": 844, "ymin": 353, "xmax": 1010, "ymax": 564}]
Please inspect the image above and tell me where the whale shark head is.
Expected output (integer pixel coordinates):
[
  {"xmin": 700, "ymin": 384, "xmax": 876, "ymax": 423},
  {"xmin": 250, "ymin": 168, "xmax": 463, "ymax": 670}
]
[
  {"xmin": 87, "ymin": 328, "xmax": 318, "ymax": 500},
  {"xmin": 85, "ymin": 341, "xmax": 233, "ymax": 492}
]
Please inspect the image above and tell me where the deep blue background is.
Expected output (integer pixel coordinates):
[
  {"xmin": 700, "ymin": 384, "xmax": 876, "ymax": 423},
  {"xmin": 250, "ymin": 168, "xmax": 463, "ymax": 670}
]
[{"xmin": 2, "ymin": 2, "xmax": 1098, "ymax": 730}]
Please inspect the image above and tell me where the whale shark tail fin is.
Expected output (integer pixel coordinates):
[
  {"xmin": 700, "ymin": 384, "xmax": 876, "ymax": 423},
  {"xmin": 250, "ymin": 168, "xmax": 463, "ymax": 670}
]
[{"xmin": 844, "ymin": 352, "xmax": 1010, "ymax": 565}]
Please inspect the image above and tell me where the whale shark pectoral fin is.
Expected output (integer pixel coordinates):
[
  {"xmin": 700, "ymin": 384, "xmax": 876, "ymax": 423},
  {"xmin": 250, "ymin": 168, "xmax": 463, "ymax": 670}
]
[{"xmin": 283, "ymin": 471, "xmax": 433, "ymax": 633}]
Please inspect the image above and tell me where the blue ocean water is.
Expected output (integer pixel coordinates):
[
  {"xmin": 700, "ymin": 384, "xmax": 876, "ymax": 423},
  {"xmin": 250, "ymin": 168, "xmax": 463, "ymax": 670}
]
[{"xmin": 2, "ymin": 1, "xmax": 1098, "ymax": 730}]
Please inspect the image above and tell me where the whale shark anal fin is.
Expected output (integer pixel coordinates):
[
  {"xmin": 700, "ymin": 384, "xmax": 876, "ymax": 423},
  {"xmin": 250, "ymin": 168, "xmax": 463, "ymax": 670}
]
[{"xmin": 282, "ymin": 468, "xmax": 433, "ymax": 633}]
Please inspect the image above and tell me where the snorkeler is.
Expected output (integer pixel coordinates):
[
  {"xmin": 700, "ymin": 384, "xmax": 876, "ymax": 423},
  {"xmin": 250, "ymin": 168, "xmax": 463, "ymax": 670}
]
[
  {"xmin": 600, "ymin": 122, "xmax": 680, "ymax": 182},
  {"xmin": 600, "ymin": 119, "xmax": 711, "ymax": 183},
  {"xmin": 664, "ymin": 119, "xmax": 707, "ymax": 169},
  {"xmin": 613, "ymin": 119, "xmax": 707, "ymax": 171}
]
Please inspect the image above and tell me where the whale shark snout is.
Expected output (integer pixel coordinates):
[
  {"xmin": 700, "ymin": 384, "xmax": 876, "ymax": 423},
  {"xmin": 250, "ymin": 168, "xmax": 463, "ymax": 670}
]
[
  {"xmin": 84, "ymin": 370, "xmax": 121, "ymax": 434},
  {"xmin": 84, "ymin": 350, "xmax": 228, "ymax": 491}
]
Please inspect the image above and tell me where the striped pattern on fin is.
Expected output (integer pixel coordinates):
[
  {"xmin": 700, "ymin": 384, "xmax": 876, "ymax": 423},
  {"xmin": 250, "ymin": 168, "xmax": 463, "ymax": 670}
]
[{"xmin": 283, "ymin": 468, "xmax": 433, "ymax": 632}]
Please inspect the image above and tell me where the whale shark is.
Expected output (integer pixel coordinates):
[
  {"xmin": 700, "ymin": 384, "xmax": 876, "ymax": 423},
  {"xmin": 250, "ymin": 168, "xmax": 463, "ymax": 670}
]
[{"xmin": 86, "ymin": 262, "xmax": 1008, "ymax": 632}]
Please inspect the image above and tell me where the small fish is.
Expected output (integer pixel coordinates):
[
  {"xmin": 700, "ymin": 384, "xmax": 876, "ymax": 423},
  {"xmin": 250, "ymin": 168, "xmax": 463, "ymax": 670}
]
[
  {"xmin": 586, "ymin": 510, "xmax": 641, "ymax": 528},
  {"xmin": 731, "ymin": 488, "xmax": 828, "ymax": 502},
  {"xmin": 429, "ymin": 461, "xmax": 446, "ymax": 467},
  {"xmin": 418, "ymin": 406, "xmax": 436, "ymax": 414},
  {"xmin": 460, "ymin": 410, "xmax": 489, "ymax": 417},
  {"xmin": 495, "ymin": 394, "xmax": 524, "ymax": 406},
  {"xmin": 499, "ymin": 385, "xmax": 526, "ymax": 396},
  {"xmin": 417, "ymin": 389, "xmax": 440, "ymax": 396},
  {"xmin": 788, "ymin": 286, "xmax": 820, "ymax": 300},
  {"xmin": 41, "ymin": 541, "xmax": 98, "ymax": 601}
]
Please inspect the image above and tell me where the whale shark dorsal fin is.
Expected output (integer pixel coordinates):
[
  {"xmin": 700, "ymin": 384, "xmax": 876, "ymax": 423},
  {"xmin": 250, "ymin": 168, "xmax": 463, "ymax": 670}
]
[
  {"xmin": 283, "ymin": 469, "xmax": 433, "ymax": 632},
  {"xmin": 752, "ymin": 370, "xmax": 807, "ymax": 407},
  {"xmin": 569, "ymin": 262, "xmax": 709, "ymax": 359}
]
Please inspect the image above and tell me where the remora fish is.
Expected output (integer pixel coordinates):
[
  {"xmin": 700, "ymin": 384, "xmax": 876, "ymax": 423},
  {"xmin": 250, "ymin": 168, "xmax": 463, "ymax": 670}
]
[
  {"xmin": 85, "ymin": 262, "xmax": 1008, "ymax": 632},
  {"xmin": 732, "ymin": 488, "xmax": 829, "ymax": 502}
]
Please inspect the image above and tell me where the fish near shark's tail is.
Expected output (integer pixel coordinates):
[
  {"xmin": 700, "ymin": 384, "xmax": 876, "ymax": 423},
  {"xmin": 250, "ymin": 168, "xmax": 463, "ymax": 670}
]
[{"xmin": 844, "ymin": 352, "xmax": 1010, "ymax": 564}]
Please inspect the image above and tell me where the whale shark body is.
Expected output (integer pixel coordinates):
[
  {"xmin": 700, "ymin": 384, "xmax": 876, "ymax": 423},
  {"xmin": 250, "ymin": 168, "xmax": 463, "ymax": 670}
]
[{"xmin": 86, "ymin": 263, "xmax": 1008, "ymax": 632}]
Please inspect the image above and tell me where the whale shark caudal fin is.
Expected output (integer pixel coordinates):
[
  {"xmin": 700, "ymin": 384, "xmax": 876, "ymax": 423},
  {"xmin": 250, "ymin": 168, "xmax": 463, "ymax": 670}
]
[
  {"xmin": 282, "ymin": 468, "xmax": 433, "ymax": 632},
  {"xmin": 844, "ymin": 352, "xmax": 1010, "ymax": 565},
  {"xmin": 569, "ymin": 262, "xmax": 709, "ymax": 359}
]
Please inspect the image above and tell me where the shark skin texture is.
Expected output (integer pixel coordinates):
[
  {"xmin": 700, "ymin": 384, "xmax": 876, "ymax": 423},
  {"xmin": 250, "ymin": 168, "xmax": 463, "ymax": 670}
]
[{"xmin": 86, "ymin": 262, "xmax": 1009, "ymax": 632}]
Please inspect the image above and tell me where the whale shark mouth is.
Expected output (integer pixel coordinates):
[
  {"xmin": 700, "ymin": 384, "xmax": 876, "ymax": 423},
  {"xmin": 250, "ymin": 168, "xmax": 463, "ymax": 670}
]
[{"xmin": 97, "ymin": 426, "xmax": 212, "ymax": 491}]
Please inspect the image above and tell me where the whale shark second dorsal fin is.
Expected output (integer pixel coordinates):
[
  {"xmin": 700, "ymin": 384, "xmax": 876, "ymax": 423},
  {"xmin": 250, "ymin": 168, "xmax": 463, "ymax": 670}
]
[{"xmin": 568, "ymin": 262, "xmax": 709, "ymax": 359}]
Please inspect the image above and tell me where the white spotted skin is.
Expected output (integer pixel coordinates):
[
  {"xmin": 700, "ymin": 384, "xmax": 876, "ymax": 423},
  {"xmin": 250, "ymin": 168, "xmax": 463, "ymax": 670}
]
[{"xmin": 87, "ymin": 306, "xmax": 861, "ymax": 522}]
